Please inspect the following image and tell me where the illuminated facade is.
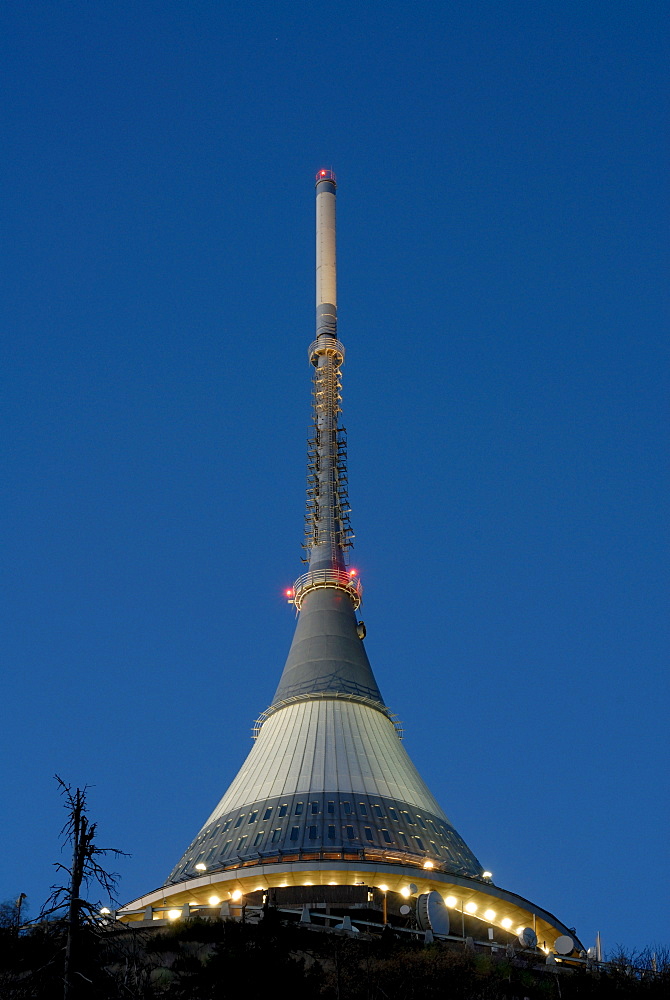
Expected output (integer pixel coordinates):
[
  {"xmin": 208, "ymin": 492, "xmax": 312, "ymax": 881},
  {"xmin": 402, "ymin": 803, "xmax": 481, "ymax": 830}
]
[{"xmin": 118, "ymin": 171, "xmax": 582, "ymax": 956}]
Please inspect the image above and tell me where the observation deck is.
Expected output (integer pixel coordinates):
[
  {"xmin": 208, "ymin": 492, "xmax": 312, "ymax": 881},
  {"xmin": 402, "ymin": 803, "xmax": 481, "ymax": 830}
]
[{"xmin": 289, "ymin": 567, "xmax": 362, "ymax": 611}]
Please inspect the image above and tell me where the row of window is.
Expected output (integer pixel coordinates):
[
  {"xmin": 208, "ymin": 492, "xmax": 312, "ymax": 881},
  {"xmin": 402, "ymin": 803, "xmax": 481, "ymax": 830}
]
[
  {"xmin": 214, "ymin": 802, "xmax": 439, "ymax": 837},
  {"xmin": 192, "ymin": 825, "xmax": 453, "ymax": 867}
]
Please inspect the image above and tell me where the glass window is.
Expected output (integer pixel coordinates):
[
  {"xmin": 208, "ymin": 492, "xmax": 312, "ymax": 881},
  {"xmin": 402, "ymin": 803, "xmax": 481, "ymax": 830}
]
[
  {"xmin": 234, "ymin": 815, "xmax": 245, "ymax": 828},
  {"xmin": 388, "ymin": 807, "xmax": 399, "ymax": 821},
  {"xmin": 373, "ymin": 805, "xmax": 384, "ymax": 818},
  {"xmin": 308, "ymin": 825, "xmax": 318, "ymax": 840},
  {"xmin": 290, "ymin": 826, "xmax": 300, "ymax": 841},
  {"xmin": 278, "ymin": 804, "xmax": 288, "ymax": 817},
  {"xmin": 222, "ymin": 819, "xmax": 232, "ymax": 833},
  {"xmin": 237, "ymin": 836, "xmax": 247, "ymax": 850},
  {"xmin": 382, "ymin": 829, "xmax": 392, "ymax": 844},
  {"xmin": 248, "ymin": 811, "xmax": 258, "ymax": 824},
  {"xmin": 359, "ymin": 803, "xmax": 368, "ymax": 816},
  {"xmin": 402, "ymin": 810, "xmax": 414, "ymax": 825},
  {"xmin": 223, "ymin": 840, "xmax": 232, "ymax": 853},
  {"xmin": 346, "ymin": 825, "xmax": 355, "ymax": 839},
  {"xmin": 415, "ymin": 837, "xmax": 425, "ymax": 850},
  {"xmin": 398, "ymin": 831, "xmax": 409, "ymax": 847},
  {"xmin": 253, "ymin": 833, "xmax": 263, "ymax": 847},
  {"xmin": 430, "ymin": 841, "xmax": 441, "ymax": 855},
  {"xmin": 343, "ymin": 801, "xmax": 351, "ymax": 814},
  {"xmin": 327, "ymin": 801, "xmax": 335, "ymax": 814},
  {"xmin": 295, "ymin": 802, "xmax": 304, "ymax": 816},
  {"xmin": 271, "ymin": 829, "xmax": 281, "ymax": 843},
  {"xmin": 417, "ymin": 816, "xmax": 427, "ymax": 829},
  {"xmin": 327, "ymin": 825, "xmax": 336, "ymax": 839},
  {"xmin": 311, "ymin": 801, "xmax": 319, "ymax": 814},
  {"xmin": 364, "ymin": 827, "xmax": 374, "ymax": 842},
  {"xmin": 263, "ymin": 807, "xmax": 272, "ymax": 820}
]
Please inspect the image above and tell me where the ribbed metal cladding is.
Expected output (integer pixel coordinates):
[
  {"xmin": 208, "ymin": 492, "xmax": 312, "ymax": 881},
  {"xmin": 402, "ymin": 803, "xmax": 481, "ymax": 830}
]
[{"xmin": 166, "ymin": 699, "xmax": 483, "ymax": 884}]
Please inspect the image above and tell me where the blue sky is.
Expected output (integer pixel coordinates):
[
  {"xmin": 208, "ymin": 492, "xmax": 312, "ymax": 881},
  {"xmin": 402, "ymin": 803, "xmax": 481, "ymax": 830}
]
[{"xmin": 1, "ymin": 1, "xmax": 667, "ymax": 954}]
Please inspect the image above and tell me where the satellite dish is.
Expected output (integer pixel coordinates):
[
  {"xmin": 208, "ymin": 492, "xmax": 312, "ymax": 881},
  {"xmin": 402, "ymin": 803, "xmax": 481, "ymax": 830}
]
[
  {"xmin": 399, "ymin": 904, "xmax": 411, "ymax": 916},
  {"xmin": 408, "ymin": 884, "xmax": 418, "ymax": 894},
  {"xmin": 518, "ymin": 927, "xmax": 538, "ymax": 949},
  {"xmin": 554, "ymin": 935, "xmax": 574, "ymax": 956},
  {"xmin": 416, "ymin": 891, "xmax": 450, "ymax": 936}
]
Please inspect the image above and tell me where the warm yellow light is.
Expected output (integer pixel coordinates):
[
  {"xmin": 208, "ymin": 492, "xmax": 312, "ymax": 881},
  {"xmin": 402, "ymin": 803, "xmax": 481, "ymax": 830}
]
[
  {"xmin": 378, "ymin": 884, "xmax": 389, "ymax": 892},
  {"xmin": 465, "ymin": 901, "xmax": 477, "ymax": 913},
  {"xmin": 501, "ymin": 918, "xmax": 512, "ymax": 929},
  {"xmin": 482, "ymin": 870, "xmax": 493, "ymax": 878},
  {"xmin": 99, "ymin": 907, "xmax": 110, "ymax": 915},
  {"xmin": 303, "ymin": 881, "xmax": 313, "ymax": 886},
  {"xmin": 167, "ymin": 909, "xmax": 181, "ymax": 921},
  {"xmin": 516, "ymin": 926, "xmax": 525, "ymax": 936},
  {"xmin": 400, "ymin": 887, "xmax": 411, "ymax": 898},
  {"xmin": 484, "ymin": 908, "xmax": 496, "ymax": 921},
  {"xmin": 328, "ymin": 881, "xmax": 337, "ymax": 886},
  {"xmin": 423, "ymin": 860, "xmax": 434, "ymax": 869},
  {"xmin": 445, "ymin": 895, "xmax": 457, "ymax": 907},
  {"xmin": 230, "ymin": 890, "xmax": 242, "ymax": 901},
  {"xmin": 189, "ymin": 901, "xmax": 197, "ymax": 906},
  {"xmin": 195, "ymin": 863, "xmax": 206, "ymax": 871},
  {"xmin": 280, "ymin": 883, "xmax": 288, "ymax": 888},
  {"xmin": 254, "ymin": 886, "xmax": 263, "ymax": 892},
  {"xmin": 208, "ymin": 895, "xmax": 220, "ymax": 906}
]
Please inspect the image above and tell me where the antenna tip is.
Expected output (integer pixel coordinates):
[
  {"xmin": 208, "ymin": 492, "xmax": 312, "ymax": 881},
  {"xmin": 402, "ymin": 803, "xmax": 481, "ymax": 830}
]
[{"xmin": 315, "ymin": 168, "xmax": 336, "ymax": 185}]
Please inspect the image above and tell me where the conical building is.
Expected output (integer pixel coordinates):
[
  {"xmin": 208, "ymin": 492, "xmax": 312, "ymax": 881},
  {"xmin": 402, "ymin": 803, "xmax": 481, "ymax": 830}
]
[{"xmin": 119, "ymin": 171, "xmax": 582, "ymax": 955}]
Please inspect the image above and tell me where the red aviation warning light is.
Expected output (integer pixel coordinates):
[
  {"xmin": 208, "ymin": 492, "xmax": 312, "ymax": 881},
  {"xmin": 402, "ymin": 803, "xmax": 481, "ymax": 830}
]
[
  {"xmin": 349, "ymin": 568, "xmax": 358, "ymax": 577},
  {"xmin": 315, "ymin": 168, "xmax": 336, "ymax": 183}
]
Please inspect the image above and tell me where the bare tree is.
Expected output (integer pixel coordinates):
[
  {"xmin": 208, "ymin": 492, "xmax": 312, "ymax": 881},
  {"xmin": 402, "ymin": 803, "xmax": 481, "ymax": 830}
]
[{"xmin": 42, "ymin": 776, "xmax": 127, "ymax": 999}]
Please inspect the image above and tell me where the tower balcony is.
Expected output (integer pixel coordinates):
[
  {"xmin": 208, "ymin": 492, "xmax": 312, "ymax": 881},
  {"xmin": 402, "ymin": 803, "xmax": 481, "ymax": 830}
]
[
  {"xmin": 291, "ymin": 567, "xmax": 362, "ymax": 611},
  {"xmin": 309, "ymin": 336, "xmax": 345, "ymax": 366}
]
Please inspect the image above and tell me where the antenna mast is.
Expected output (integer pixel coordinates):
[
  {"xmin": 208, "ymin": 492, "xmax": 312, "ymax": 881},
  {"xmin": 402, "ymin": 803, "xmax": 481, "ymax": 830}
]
[
  {"xmin": 303, "ymin": 171, "xmax": 354, "ymax": 566},
  {"xmin": 291, "ymin": 169, "xmax": 359, "ymax": 611}
]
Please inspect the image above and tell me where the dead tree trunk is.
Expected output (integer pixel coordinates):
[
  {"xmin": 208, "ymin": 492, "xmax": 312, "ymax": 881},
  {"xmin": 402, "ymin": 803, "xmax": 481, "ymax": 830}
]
[{"xmin": 42, "ymin": 777, "xmax": 126, "ymax": 1000}]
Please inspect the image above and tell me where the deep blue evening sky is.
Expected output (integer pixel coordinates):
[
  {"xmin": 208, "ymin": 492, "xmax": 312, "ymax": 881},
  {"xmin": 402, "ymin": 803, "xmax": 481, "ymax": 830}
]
[{"xmin": 1, "ymin": 1, "xmax": 667, "ymax": 954}]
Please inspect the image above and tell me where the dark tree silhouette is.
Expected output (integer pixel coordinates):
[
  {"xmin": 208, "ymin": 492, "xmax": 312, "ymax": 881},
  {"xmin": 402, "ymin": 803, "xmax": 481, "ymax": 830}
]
[
  {"xmin": 41, "ymin": 776, "xmax": 126, "ymax": 999},
  {"xmin": 0, "ymin": 895, "xmax": 27, "ymax": 935}
]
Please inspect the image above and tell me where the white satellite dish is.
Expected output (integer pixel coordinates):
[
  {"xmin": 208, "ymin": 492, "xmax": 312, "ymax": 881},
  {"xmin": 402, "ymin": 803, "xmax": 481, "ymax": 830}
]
[
  {"xmin": 554, "ymin": 935, "xmax": 574, "ymax": 955},
  {"xmin": 399, "ymin": 904, "xmax": 411, "ymax": 916}
]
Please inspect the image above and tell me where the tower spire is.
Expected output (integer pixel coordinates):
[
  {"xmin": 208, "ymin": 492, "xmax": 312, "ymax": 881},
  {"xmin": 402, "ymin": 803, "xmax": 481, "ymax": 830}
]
[{"xmin": 305, "ymin": 169, "xmax": 353, "ymax": 574}]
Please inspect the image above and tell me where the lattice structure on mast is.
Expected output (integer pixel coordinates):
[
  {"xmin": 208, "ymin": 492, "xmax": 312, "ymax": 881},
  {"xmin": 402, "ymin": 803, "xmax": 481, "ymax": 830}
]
[{"xmin": 303, "ymin": 336, "xmax": 354, "ymax": 561}]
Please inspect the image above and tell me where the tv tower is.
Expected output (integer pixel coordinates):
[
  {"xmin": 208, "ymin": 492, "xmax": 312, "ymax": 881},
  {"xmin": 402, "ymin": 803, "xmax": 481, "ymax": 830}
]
[{"xmin": 118, "ymin": 171, "xmax": 582, "ymax": 956}]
